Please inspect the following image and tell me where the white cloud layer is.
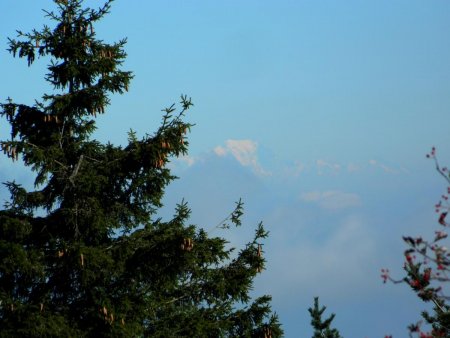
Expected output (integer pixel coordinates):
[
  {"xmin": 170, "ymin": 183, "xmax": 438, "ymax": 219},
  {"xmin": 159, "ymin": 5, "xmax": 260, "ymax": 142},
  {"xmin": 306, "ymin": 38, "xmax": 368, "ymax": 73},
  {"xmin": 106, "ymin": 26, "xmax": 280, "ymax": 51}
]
[
  {"xmin": 177, "ymin": 154, "xmax": 195, "ymax": 167},
  {"xmin": 300, "ymin": 190, "xmax": 362, "ymax": 210},
  {"xmin": 368, "ymin": 159, "xmax": 409, "ymax": 174},
  {"xmin": 316, "ymin": 159, "xmax": 341, "ymax": 175}
]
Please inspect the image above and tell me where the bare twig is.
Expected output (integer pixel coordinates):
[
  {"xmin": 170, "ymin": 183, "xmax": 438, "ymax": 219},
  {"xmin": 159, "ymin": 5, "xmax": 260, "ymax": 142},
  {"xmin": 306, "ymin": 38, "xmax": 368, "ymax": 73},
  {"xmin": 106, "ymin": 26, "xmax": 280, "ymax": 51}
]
[{"xmin": 69, "ymin": 155, "xmax": 84, "ymax": 186}]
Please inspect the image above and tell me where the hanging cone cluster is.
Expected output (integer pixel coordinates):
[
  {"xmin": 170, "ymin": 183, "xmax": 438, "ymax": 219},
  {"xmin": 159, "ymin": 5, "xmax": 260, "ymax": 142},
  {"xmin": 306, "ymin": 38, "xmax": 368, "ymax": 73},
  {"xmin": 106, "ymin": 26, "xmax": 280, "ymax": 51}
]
[
  {"xmin": 88, "ymin": 104, "xmax": 105, "ymax": 118},
  {"xmin": 181, "ymin": 238, "xmax": 194, "ymax": 251},
  {"xmin": 262, "ymin": 325, "xmax": 273, "ymax": 338},
  {"xmin": 154, "ymin": 152, "xmax": 166, "ymax": 168},
  {"xmin": 257, "ymin": 244, "xmax": 263, "ymax": 273},
  {"xmin": 100, "ymin": 306, "xmax": 115, "ymax": 325},
  {"xmin": 0, "ymin": 142, "xmax": 19, "ymax": 161},
  {"xmin": 161, "ymin": 141, "xmax": 171, "ymax": 149},
  {"xmin": 100, "ymin": 50, "xmax": 115, "ymax": 59},
  {"xmin": 43, "ymin": 114, "xmax": 62, "ymax": 124}
]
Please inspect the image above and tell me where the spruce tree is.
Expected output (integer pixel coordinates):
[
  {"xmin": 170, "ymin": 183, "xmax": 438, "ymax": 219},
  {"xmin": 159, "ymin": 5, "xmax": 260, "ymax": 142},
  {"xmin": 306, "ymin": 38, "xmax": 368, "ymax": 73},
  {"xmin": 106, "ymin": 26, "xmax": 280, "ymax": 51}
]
[
  {"xmin": 308, "ymin": 298, "xmax": 342, "ymax": 338},
  {"xmin": 0, "ymin": 1, "xmax": 282, "ymax": 336}
]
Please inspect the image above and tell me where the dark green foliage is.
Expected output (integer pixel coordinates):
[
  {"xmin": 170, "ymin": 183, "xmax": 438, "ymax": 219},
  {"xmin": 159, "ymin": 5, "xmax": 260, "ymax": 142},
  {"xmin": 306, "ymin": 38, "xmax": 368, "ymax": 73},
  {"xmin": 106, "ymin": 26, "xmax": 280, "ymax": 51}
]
[
  {"xmin": 402, "ymin": 257, "xmax": 450, "ymax": 336},
  {"xmin": 0, "ymin": 1, "xmax": 282, "ymax": 336},
  {"xmin": 308, "ymin": 297, "xmax": 342, "ymax": 338},
  {"xmin": 420, "ymin": 305, "xmax": 450, "ymax": 337}
]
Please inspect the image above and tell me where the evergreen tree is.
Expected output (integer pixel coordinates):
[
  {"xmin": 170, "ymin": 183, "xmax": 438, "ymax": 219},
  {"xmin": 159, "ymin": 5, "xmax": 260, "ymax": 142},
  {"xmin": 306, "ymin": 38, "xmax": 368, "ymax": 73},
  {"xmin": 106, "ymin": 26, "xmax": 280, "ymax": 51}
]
[
  {"xmin": 308, "ymin": 298, "xmax": 342, "ymax": 338},
  {"xmin": 0, "ymin": 1, "xmax": 282, "ymax": 336}
]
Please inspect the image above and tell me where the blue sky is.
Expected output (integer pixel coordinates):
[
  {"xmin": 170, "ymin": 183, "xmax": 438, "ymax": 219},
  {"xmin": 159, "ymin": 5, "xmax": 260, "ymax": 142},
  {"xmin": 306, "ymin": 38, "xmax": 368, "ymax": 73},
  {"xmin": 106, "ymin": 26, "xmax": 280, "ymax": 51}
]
[{"xmin": 2, "ymin": 1, "xmax": 450, "ymax": 336}]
